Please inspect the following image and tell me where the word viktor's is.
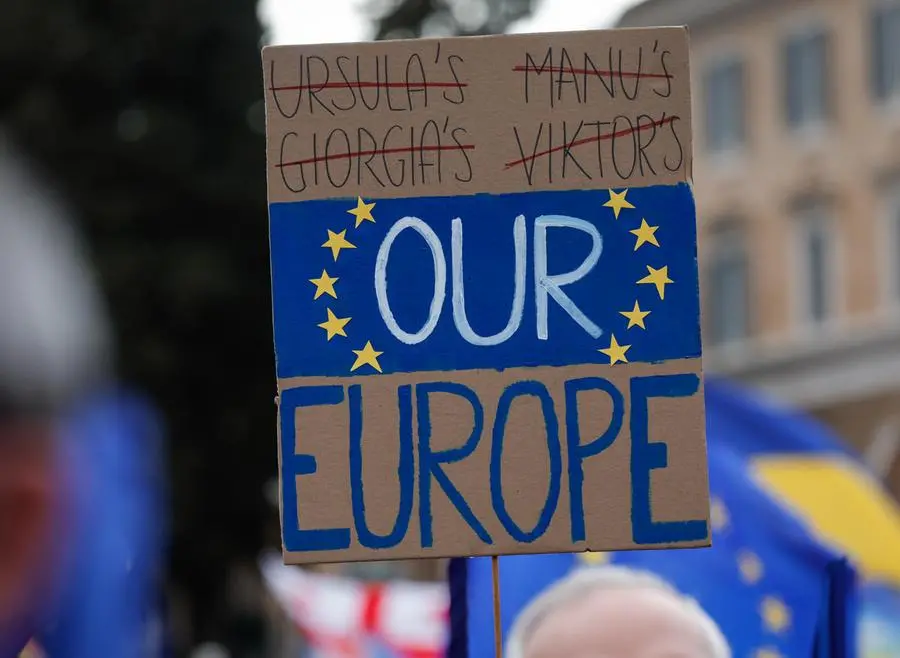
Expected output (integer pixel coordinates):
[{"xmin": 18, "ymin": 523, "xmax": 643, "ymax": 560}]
[
  {"xmin": 517, "ymin": 42, "xmax": 674, "ymax": 106},
  {"xmin": 510, "ymin": 114, "xmax": 685, "ymax": 185},
  {"xmin": 277, "ymin": 119, "xmax": 475, "ymax": 192},
  {"xmin": 269, "ymin": 52, "xmax": 466, "ymax": 117}
]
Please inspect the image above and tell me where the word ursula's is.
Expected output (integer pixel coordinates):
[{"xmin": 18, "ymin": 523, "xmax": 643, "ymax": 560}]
[
  {"xmin": 279, "ymin": 372, "xmax": 708, "ymax": 553},
  {"xmin": 268, "ymin": 51, "xmax": 467, "ymax": 117}
]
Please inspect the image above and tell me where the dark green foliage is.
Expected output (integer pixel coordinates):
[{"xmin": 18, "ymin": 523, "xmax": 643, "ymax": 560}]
[
  {"xmin": 368, "ymin": 0, "xmax": 537, "ymax": 40},
  {"xmin": 1, "ymin": 0, "xmax": 271, "ymax": 646}
]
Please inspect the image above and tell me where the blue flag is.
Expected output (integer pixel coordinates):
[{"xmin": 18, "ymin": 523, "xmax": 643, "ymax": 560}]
[
  {"xmin": 25, "ymin": 390, "xmax": 167, "ymax": 658},
  {"xmin": 448, "ymin": 377, "xmax": 859, "ymax": 658},
  {"xmin": 706, "ymin": 378, "xmax": 900, "ymax": 657}
]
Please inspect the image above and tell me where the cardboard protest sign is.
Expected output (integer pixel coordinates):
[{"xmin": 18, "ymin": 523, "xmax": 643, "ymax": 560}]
[{"xmin": 263, "ymin": 27, "xmax": 710, "ymax": 565}]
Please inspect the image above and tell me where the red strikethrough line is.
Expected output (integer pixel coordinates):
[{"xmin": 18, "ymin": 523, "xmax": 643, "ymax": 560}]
[
  {"xmin": 270, "ymin": 81, "xmax": 467, "ymax": 92},
  {"xmin": 511, "ymin": 65, "xmax": 673, "ymax": 80},
  {"xmin": 503, "ymin": 115, "xmax": 677, "ymax": 170},
  {"xmin": 276, "ymin": 143, "xmax": 476, "ymax": 169}
]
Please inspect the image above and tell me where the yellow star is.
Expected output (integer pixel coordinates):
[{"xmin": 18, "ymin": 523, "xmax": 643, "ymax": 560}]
[
  {"xmin": 317, "ymin": 308, "xmax": 350, "ymax": 341},
  {"xmin": 629, "ymin": 218, "xmax": 660, "ymax": 250},
  {"xmin": 738, "ymin": 550, "xmax": 764, "ymax": 585},
  {"xmin": 755, "ymin": 648, "xmax": 782, "ymax": 658},
  {"xmin": 347, "ymin": 197, "xmax": 376, "ymax": 228},
  {"xmin": 322, "ymin": 229, "xmax": 356, "ymax": 261},
  {"xmin": 599, "ymin": 334, "xmax": 630, "ymax": 365},
  {"xmin": 309, "ymin": 270, "xmax": 339, "ymax": 300},
  {"xmin": 620, "ymin": 301, "xmax": 650, "ymax": 329},
  {"xmin": 760, "ymin": 596, "xmax": 791, "ymax": 634},
  {"xmin": 351, "ymin": 341, "xmax": 383, "ymax": 373},
  {"xmin": 603, "ymin": 189, "xmax": 635, "ymax": 219},
  {"xmin": 710, "ymin": 497, "xmax": 729, "ymax": 532},
  {"xmin": 580, "ymin": 551, "xmax": 611, "ymax": 565},
  {"xmin": 637, "ymin": 265, "xmax": 673, "ymax": 300}
]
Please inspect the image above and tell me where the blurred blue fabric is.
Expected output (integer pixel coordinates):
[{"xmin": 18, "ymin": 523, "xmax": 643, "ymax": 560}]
[
  {"xmin": 2, "ymin": 390, "xmax": 167, "ymax": 658},
  {"xmin": 448, "ymin": 376, "xmax": 858, "ymax": 658}
]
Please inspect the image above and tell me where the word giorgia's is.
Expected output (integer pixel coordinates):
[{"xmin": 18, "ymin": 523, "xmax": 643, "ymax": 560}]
[
  {"xmin": 277, "ymin": 120, "xmax": 474, "ymax": 193},
  {"xmin": 279, "ymin": 372, "xmax": 708, "ymax": 553}
]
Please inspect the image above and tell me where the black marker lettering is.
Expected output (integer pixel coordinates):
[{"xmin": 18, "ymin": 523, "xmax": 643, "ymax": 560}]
[
  {"xmin": 611, "ymin": 115, "xmax": 637, "ymax": 180},
  {"xmin": 562, "ymin": 120, "xmax": 590, "ymax": 180},
  {"xmin": 512, "ymin": 124, "xmax": 542, "ymax": 185},
  {"xmin": 444, "ymin": 55, "xmax": 465, "ymax": 104},
  {"xmin": 383, "ymin": 125, "xmax": 405, "ymax": 186},
  {"xmin": 405, "ymin": 53, "xmax": 429, "ymax": 109},
  {"xmin": 356, "ymin": 127, "xmax": 384, "ymax": 187},
  {"xmin": 451, "ymin": 127, "xmax": 473, "ymax": 183},
  {"xmin": 325, "ymin": 128, "xmax": 352, "ymax": 187},
  {"xmin": 655, "ymin": 49, "xmax": 673, "ymax": 98},
  {"xmin": 556, "ymin": 48, "xmax": 581, "ymax": 104},
  {"xmin": 269, "ymin": 58, "xmax": 302, "ymax": 119},
  {"xmin": 279, "ymin": 132, "xmax": 306, "ymax": 192},
  {"xmin": 333, "ymin": 56, "xmax": 358, "ymax": 111},
  {"xmin": 305, "ymin": 56, "xmax": 335, "ymax": 115},
  {"xmin": 664, "ymin": 116, "xmax": 685, "ymax": 172},
  {"xmin": 386, "ymin": 55, "xmax": 405, "ymax": 112},
  {"xmin": 524, "ymin": 48, "xmax": 554, "ymax": 105},
  {"xmin": 583, "ymin": 52, "xmax": 615, "ymax": 102},
  {"xmin": 617, "ymin": 48, "xmax": 642, "ymax": 101},
  {"xmin": 635, "ymin": 114, "xmax": 658, "ymax": 176},
  {"xmin": 358, "ymin": 56, "xmax": 381, "ymax": 110},
  {"xmin": 419, "ymin": 120, "xmax": 441, "ymax": 184}
]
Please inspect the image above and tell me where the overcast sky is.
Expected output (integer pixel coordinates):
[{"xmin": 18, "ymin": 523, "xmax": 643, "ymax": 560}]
[{"xmin": 259, "ymin": 0, "xmax": 640, "ymax": 45}]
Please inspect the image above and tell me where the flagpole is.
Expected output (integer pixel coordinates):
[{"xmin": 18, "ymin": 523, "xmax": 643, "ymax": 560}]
[{"xmin": 492, "ymin": 555, "xmax": 503, "ymax": 658}]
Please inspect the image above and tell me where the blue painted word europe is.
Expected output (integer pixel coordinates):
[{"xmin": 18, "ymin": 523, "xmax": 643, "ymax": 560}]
[{"xmin": 280, "ymin": 372, "xmax": 706, "ymax": 553}]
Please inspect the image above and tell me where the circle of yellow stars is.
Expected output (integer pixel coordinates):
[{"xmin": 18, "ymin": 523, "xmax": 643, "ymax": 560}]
[
  {"xmin": 308, "ymin": 196, "xmax": 384, "ymax": 373},
  {"xmin": 598, "ymin": 189, "xmax": 671, "ymax": 365}
]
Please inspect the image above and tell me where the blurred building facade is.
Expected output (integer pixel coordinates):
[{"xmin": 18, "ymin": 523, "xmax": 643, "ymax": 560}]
[{"xmin": 619, "ymin": 0, "xmax": 900, "ymax": 497}]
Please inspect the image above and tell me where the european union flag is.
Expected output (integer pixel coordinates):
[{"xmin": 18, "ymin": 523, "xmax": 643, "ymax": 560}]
[
  {"xmin": 26, "ymin": 390, "xmax": 166, "ymax": 658},
  {"xmin": 707, "ymin": 378, "xmax": 900, "ymax": 657},
  {"xmin": 448, "ymin": 377, "xmax": 859, "ymax": 658},
  {"xmin": 269, "ymin": 183, "xmax": 701, "ymax": 379}
]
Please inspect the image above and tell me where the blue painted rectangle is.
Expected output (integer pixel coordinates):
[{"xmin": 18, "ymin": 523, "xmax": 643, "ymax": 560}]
[{"xmin": 269, "ymin": 183, "xmax": 701, "ymax": 379}]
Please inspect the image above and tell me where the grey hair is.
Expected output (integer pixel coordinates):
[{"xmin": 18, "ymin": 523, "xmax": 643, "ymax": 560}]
[
  {"xmin": 0, "ymin": 132, "xmax": 112, "ymax": 415},
  {"xmin": 505, "ymin": 564, "xmax": 731, "ymax": 658}
]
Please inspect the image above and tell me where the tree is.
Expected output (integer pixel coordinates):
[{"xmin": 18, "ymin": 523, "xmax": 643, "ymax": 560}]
[{"xmin": 368, "ymin": 0, "xmax": 538, "ymax": 40}]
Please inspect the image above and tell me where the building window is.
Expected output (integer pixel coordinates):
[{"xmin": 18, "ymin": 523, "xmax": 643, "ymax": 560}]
[
  {"xmin": 794, "ymin": 204, "xmax": 835, "ymax": 325},
  {"xmin": 783, "ymin": 28, "xmax": 830, "ymax": 127},
  {"xmin": 883, "ymin": 186, "xmax": 900, "ymax": 304},
  {"xmin": 872, "ymin": 1, "xmax": 900, "ymax": 101},
  {"xmin": 705, "ymin": 222, "xmax": 750, "ymax": 346},
  {"xmin": 704, "ymin": 58, "xmax": 745, "ymax": 153}
]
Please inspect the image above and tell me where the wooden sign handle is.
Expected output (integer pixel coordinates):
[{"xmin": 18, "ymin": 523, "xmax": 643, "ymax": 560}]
[{"xmin": 492, "ymin": 555, "xmax": 503, "ymax": 658}]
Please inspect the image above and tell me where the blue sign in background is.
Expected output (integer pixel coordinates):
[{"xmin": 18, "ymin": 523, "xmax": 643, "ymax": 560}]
[{"xmin": 269, "ymin": 183, "xmax": 701, "ymax": 378}]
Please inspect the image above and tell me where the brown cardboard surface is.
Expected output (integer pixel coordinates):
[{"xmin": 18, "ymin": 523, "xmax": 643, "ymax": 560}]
[
  {"xmin": 263, "ymin": 28, "xmax": 708, "ymax": 565},
  {"xmin": 263, "ymin": 28, "xmax": 691, "ymax": 203},
  {"xmin": 276, "ymin": 359, "xmax": 708, "ymax": 565}
]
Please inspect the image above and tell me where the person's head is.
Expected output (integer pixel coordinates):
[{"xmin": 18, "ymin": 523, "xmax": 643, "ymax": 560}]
[
  {"xmin": 0, "ymin": 133, "xmax": 111, "ymax": 627},
  {"xmin": 506, "ymin": 565, "xmax": 731, "ymax": 658}
]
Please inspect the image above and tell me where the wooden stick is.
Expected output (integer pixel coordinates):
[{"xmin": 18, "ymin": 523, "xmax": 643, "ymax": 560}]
[{"xmin": 492, "ymin": 555, "xmax": 503, "ymax": 658}]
